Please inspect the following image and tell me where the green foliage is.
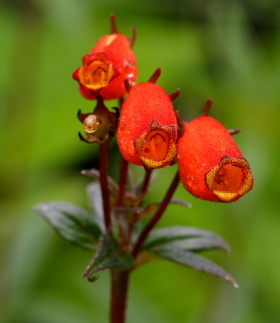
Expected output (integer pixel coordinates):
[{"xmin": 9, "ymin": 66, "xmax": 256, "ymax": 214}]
[
  {"xmin": 151, "ymin": 247, "xmax": 238, "ymax": 288},
  {"xmin": 34, "ymin": 202, "xmax": 102, "ymax": 250},
  {"xmin": 83, "ymin": 234, "xmax": 134, "ymax": 281},
  {"xmin": 142, "ymin": 225, "xmax": 235, "ymax": 286},
  {"xmin": 143, "ymin": 226, "xmax": 230, "ymax": 252},
  {"xmin": 34, "ymin": 187, "xmax": 231, "ymax": 287}
]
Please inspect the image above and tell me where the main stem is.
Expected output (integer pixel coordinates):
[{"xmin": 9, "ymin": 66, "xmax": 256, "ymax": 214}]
[
  {"xmin": 133, "ymin": 171, "xmax": 181, "ymax": 257},
  {"xmin": 110, "ymin": 269, "xmax": 131, "ymax": 323},
  {"xmin": 99, "ymin": 140, "xmax": 112, "ymax": 234}
]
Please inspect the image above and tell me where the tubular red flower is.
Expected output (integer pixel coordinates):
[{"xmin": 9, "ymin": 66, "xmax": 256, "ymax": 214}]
[
  {"xmin": 73, "ymin": 33, "xmax": 138, "ymax": 100},
  {"xmin": 178, "ymin": 116, "xmax": 254, "ymax": 202},
  {"xmin": 117, "ymin": 83, "xmax": 178, "ymax": 170}
]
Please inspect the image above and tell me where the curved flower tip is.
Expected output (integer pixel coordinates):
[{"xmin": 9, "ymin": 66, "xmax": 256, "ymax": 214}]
[
  {"xmin": 134, "ymin": 120, "xmax": 177, "ymax": 170},
  {"xmin": 73, "ymin": 26, "xmax": 138, "ymax": 100},
  {"xmin": 178, "ymin": 116, "xmax": 254, "ymax": 202},
  {"xmin": 205, "ymin": 156, "xmax": 254, "ymax": 202},
  {"xmin": 117, "ymin": 82, "xmax": 178, "ymax": 169}
]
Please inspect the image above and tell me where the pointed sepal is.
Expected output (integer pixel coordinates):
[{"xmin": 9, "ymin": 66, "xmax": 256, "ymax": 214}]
[{"xmin": 83, "ymin": 234, "xmax": 134, "ymax": 281}]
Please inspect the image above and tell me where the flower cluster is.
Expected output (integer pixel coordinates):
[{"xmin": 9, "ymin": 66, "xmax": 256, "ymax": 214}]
[
  {"xmin": 73, "ymin": 15, "xmax": 253, "ymax": 203},
  {"xmin": 33, "ymin": 16, "xmax": 256, "ymax": 323}
]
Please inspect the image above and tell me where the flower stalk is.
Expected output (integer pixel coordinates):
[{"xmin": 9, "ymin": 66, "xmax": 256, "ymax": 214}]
[
  {"xmin": 139, "ymin": 169, "xmax": 153, "ymax": 198},
  {"xmin": 99, "ymin": 140, "xmax": 112, "ymax": 234},
  {"xmin": 132, "ymin": 171, "xmax": 181, "ymax": 257}
]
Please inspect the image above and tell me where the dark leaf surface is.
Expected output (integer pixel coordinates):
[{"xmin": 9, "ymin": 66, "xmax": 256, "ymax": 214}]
[
  {"xmin": 34, "ymin": 202, "xmax": 102, "ymax": 250},
  {"xmin": 143, "ymin": 226, "xmax": 230, "ymax": 252},
  {"xmin": 160, "ymin": 237, "xmax": 230, "ymax": 253},
  {"xmin": 152, "ymin": 246, "xmax": 238, "ymax": 288},
  {"xmin": 83, "ymin": 234, "xmax": 134, "ymax": 280}
]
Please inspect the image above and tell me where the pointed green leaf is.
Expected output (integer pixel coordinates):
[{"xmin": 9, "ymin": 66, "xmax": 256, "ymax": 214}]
[
  {"xmin": 151, "ymin": 246, "xmax": 238, "ymax": 288},
  {"xmin": 83, "ymin": 234, "xmax": 134, "ymax": 281},
  {"xmin": 34, "ymin": 202, "xmax": 102, "ymax": 250},
  {"xmin": 162, "ymin": 237, "xmax": 230, "ymax": 253},
  {"xmin": 143, "ymin": 226, "xmax": 230, "ymax": 252}
]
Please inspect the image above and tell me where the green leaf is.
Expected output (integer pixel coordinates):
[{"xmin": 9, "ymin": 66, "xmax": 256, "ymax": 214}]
[
  {"xmin": 83, "ymin": 234, "xmax": 134, "ymax": 281},
  {"xmin": 161, "ymin": 237, "xmax": 230, "ymax": 253},
  {"xmin": 86, "ymin": 182, "xmax": 106, "ymax": 232},
  {"xmin": 34, "ymin": 202, "xmax": 102, "ymax": 250},
  {"xmin": 151, "ymin": 246, "xmax": 238, "ymax": 288},
  {"xmin": 143, "ymin": 226, "xmax": 230, "ymax": 252}
]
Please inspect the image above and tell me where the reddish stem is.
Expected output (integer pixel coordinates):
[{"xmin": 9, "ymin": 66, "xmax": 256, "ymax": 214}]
[
  {"xmin": 118, "ymin": 155, "xmax": 129, "ymax": 206},
  {"xmin": 110, "ymin": 269, "xmax": 131, "ymax": 323},
  {"xmin": 117, "ymin": 156, "xmax": 131, "ymax": 252},
  {"xmin": 132, "ymin": 171, "xmax": 180, "ymax": 257},
  {"xmin": 140, "ymin": 170, "xmax": 152, "ymax": 197},
  {"xmin": 99, "ymin": 140, "xmax": 112, "ymax": 234}
]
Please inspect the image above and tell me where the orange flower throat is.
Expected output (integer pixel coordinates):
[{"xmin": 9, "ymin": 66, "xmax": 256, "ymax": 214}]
[
  {"xmin": 134, "ymin": 120, "xmax": 177, "ymax": 170},
  {"xmin": 211, "ymin": 163, "xmax": 243, "ymax": 193},
  {"xmin": 205, "ymin": 156, "xmax": 253, "ymax": 202},
  {"xmin": 141, "ymin": 130, "xmax": 169, "ymax": 161},
  {"xmin": 80, "ymin": 58, "xmax": 114, "ymax": 91}
]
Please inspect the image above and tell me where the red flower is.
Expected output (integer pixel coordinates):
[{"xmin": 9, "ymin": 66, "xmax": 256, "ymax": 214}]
[
  {"xmin": 73, "ymin": 33, "xmax": 138, "ymax": 100},
  {"xmin": 117, "ymin": 83, "xmax": 178, "ymax": 170},
  {"xmin": 178, "ymin": 116, "xmax": 254, "ymax": 202}
]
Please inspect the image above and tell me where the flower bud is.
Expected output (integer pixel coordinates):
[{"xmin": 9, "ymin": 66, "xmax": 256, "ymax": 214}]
[
  {"xmin": 77, "ymin": 97, "xmax": 118, "ymax": 144},
  {"xmin": 73, "ymin": 33, "xmax": 138, "ymax": 100},
  {"xmin": 83, "ymin": 115, "xmax": 100, "ymax": 133},
  {"xmin": 178, "ymin": 116, "xmax": 253, "ymax": 202},
  {"xmin": 117, "ymin": 83, "xmax": 178, "ymax": 170}
]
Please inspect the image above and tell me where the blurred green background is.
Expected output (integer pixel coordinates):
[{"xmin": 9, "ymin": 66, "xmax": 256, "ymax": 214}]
[{"xmin": 1, "ymin": 0, "xmax": 279, "ymax": 322}]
